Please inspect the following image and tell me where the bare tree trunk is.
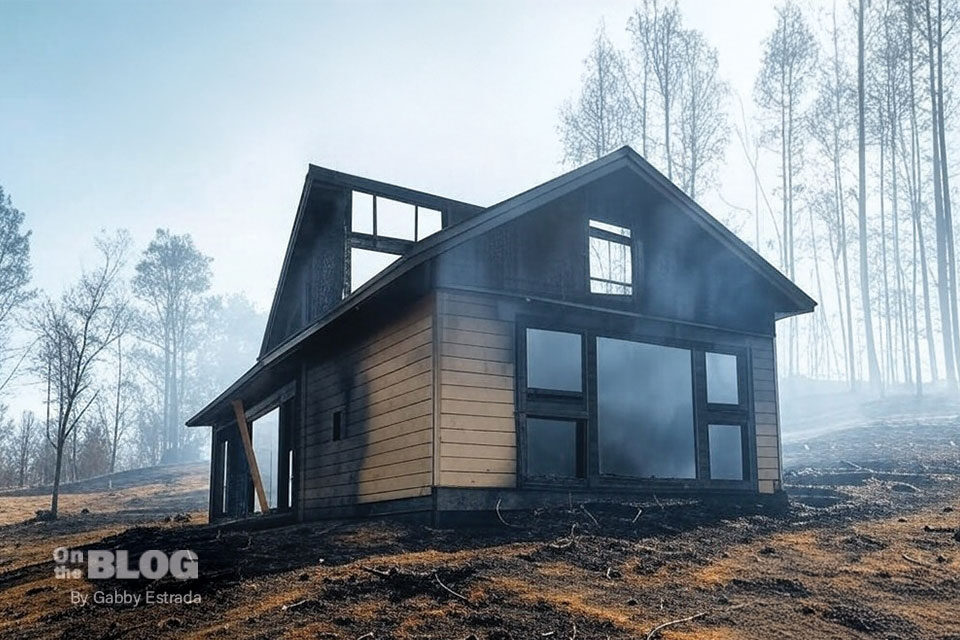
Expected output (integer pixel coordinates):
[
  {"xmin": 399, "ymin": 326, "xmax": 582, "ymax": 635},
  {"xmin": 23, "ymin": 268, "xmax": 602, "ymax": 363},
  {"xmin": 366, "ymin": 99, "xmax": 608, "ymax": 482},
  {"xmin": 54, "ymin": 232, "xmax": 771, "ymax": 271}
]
[
  {"xmin": 111, "ymin": 336, "xmax": 122, "ymax": 474},
  {"xmin": 858, "ymin": 0, "xmax": 883, "ymax": 391},
  {"xmin": 935, "ymin": 0, "xmax": 960, "ymax": 379},
  {"xmin": 51, "ymin": 439, "xmax": 63, "ymax": 518},
  {"xmin": 924, "ymin": 0, "xmax": 957, "ymax": 386}
]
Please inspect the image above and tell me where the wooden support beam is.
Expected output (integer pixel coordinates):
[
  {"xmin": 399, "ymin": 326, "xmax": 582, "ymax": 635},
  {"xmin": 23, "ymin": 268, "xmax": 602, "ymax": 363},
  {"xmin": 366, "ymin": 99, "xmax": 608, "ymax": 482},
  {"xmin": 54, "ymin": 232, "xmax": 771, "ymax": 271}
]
[{"xmin": 232, "ymin": 399, "xmax": 269, "ymax": 514}]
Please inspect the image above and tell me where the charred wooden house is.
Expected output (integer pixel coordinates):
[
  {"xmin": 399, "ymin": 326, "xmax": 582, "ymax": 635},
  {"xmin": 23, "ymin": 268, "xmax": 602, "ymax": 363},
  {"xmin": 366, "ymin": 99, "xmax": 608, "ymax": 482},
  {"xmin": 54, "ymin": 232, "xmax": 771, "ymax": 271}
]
[{"xmin": 187, "ymin": 146, "xmax": 816, "ymax": 524}]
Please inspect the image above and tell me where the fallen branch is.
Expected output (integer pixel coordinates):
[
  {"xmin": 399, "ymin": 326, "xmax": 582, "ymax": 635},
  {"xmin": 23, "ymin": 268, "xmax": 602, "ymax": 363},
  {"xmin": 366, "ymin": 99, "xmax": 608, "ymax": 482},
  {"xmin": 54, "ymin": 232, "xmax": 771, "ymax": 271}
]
[
  {"xmin": 360, "ymin": 565, "xmax": 395, "ymax": 578},
  {"xmin": 356, "ymin": 633, "xmax": 374, "ymax": 640},
  {"xmin": 550, "ymin": 524, "xmax": 578, "ymax": 550},
  {"xmin": 632, "ymin": 506, "xmax": 643, "ymax": 524},
  {"xmin": 281, "ymin": 599, "xmax": 309, "ymax": 611},
  {"xmin": 902, "ymin": 553, "xmax": 935, "ymax": 568},
  {"xmin": 496, "ymin": 498, "xmax": 523, "ymax": 528},
  {"xmin": 434, "ymin": 572, "xmax": 469, "ymax": 602},
  {"xmin": 644, "ymin": 604, "xmax": 747, "ymax": 640}
]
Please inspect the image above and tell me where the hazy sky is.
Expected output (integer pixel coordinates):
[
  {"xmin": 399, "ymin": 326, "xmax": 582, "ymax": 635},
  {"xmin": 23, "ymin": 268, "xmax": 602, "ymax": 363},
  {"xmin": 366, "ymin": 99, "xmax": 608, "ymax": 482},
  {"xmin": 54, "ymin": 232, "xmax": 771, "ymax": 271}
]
[{"xmin": 1, "ymin": 0, "xmax": 788, "ymax": 316}]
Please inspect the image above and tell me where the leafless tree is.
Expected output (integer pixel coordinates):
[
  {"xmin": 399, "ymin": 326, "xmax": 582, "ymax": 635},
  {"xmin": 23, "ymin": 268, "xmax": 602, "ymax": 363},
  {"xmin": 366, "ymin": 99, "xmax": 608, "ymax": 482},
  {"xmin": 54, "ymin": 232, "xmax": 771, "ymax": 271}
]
[
  {"xmin": 756, "ymin": 0, "xmax": 818, "ymax": 378},
  {"xmin": 34, "ymin": 231, "xmax": 129, "ymax": 518},
  {"xmin": 558, "ymin": 23, "xmax": 636, "ymax": 166},
  {"xmin": 674, "ymin": 29, "xmax": 729, "ymax": 200},
  {"xmin": 14, "ymin": 411, "xmax": 36, "ymax": 487}
]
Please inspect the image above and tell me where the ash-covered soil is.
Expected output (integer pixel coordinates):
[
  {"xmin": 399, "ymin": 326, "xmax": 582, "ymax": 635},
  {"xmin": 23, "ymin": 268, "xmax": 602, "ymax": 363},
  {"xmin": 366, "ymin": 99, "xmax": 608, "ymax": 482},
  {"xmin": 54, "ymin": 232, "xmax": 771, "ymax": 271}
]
[{"xmin": 1, "ymin": 424, "xmax": 959, "ymax": 639}]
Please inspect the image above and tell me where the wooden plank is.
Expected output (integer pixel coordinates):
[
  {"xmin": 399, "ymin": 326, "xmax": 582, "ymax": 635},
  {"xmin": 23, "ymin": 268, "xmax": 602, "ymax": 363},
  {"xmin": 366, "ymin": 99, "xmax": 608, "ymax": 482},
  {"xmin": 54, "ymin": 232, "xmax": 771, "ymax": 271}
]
[
  {"xmin": 756, "ymin": 445, "xmax": 779, "ymax": 459},
  {"xmin": 310, "ymin": 359, "xmax": 432, "ymax": 408},
  {"xmin": 304, "ymin": 441, "xmax": 433, "ymax": 476},
  {"xmin": 303, "ymin": 485, "xmax": 431, "ymax": 509},
  {"xmin": 442, "ymin": 300, "xmax": 500, "ymax": 320},
  {"xmin": 757, "ymin": 435, "xmax": 779, "ymax": 448},
  {"xmin": 438, "ymin": 470, "xmax": 515, "ymax": 488},
  {"xmin": 440, "ymin": 385, "xmax": 514, "ymax": 404},
  {"xmin": 440, "ymin": 414, "xmax": 516, "ymax": 432},
  {"xmin": 232, "ymin": 399, "xmax": 269, "ymax": 513},
  {"xmin": 441, "ymin": 370, "xmax": 514, "ymax": 390},
  {"xmin": 305, "ymin": 411, "xmax": 433, "ymax": 448},
  {"xmin": 440, "ymin": 342, "xmax": 513, "ymax": 363},
  {"xmin": 305, "ymin": 426, "xmax": 432, "ymax": 461},
  {"xmin": 443, "ymin": 315, "xmax": 512, "ymax": 336},
  {"xmin": 442, "ymin": 399, "xmax": 515, "ymax": 418},
  {"xmin": 442, "ymin": 328, "xmax": 512, "ymax": 350},
  {"xmin": 308, "ymin": 456, "xmax": 432, "ymax": 485},
  {"xmin": 756, "ymin": 424, "xmax": 779, "ymax": 437},
  {"xmin": 440, "ymin": 356, "xmax": 513, "ymax": 377},
  {"xmin": 753, "ymin": 390, "xmax": 777, "ymax": 403},
  {"xmin": 441, "ymin": 428, "xmax": 517, "ymax": 447},
  {"xmin": 441, "ymin": 457, "xmax": 516, "ymax": 473},
  {"xmin": 758, "ymin": 480, "xmax": 775, "ymax": 494},
  {"xmin": 309, "ymin": 330, "xmax": 433, "ymax": 390},
  {"xmin": 758, "ymin": 468, "xmax": 780, "ymax": 480},
  {"xmin": 757, "ymin": 457, "xmax": 779, "ymax": 470},
  {"xmin": 441, "ymin": 443, "xmax": 516, "ymax": 460},
  {"xmin": 754, "ymin": 401, "xmax": 777, "ymax": 414},
  {"xmin": 302, "ymin": 471, "xmax": 433, "ymax": 500}
]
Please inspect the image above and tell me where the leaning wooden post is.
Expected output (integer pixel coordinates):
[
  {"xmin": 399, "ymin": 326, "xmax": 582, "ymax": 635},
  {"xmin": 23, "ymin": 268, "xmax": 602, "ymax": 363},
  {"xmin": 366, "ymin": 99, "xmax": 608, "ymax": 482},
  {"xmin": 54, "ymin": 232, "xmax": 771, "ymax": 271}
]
[{"xmin": 232, "ymin": 399, "xmax": 269, "ymax": 514}]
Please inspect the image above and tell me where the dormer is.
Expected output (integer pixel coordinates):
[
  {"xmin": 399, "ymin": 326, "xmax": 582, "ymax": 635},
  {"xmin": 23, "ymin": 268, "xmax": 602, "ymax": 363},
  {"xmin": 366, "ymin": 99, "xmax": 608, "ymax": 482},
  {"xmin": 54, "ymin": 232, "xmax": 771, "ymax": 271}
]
[{"xmin": 259, "ymin": 166, "xmax": 484, "ymax": 357}]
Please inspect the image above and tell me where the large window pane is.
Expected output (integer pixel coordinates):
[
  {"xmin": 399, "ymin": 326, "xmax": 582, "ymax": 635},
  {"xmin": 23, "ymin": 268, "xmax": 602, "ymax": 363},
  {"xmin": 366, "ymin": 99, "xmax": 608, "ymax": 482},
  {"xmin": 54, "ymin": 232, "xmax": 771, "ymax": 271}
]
[
  {"xmin": 589, "ymin": 220, "xmax": 633, "ymax": 296},
  {"xmin": 376, "ymin": 196, "xmax": 416, "ymax": 240},
  {"xmin": 252, "ymin": 407, "xmax": 280, "ymax": 512},
  {"xmin": 526, "ymin": 329, "xmax": 582, "ymax": 392},
  {"xmin": 706, "ymin": 352, "xmax": 739, "ymax": 404},
  {"xmin": 597, "ymin": 338, "xmax": 695, "ymax": 479},
  {"xmin": 350, "ymin": 248, "xmax": 400, "ymax": 292},
  {"xmin": 708, "ymin": 424, "xmax": 744, "ymax": 480},
  {"xmin": 527, "ymin": 418, "xmax": 578, "ymax": 477}
]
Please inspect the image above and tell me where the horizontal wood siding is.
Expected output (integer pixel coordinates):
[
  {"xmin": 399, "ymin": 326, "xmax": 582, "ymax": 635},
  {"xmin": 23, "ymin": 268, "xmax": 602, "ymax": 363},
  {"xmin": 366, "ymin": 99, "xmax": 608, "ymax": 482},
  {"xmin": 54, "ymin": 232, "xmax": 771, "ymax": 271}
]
[
  {"xmin": 751, "ymin": 336, "xmax": 781, "ymax": 493},
  {"xmin": 301, "ymin": 298, "xmax": 434, "ymax": 514},
  {"xmin": 437, "ymin": 291, "xmax": 517, "ymax": 488}
]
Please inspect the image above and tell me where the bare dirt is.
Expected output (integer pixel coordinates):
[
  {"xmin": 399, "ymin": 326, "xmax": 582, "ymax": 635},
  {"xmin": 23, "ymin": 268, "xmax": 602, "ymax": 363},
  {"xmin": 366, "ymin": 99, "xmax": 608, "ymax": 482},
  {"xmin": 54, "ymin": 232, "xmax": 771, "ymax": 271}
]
[{"xmin": 1, "ymin": 424, "xmax": 959, "ymax": 639}]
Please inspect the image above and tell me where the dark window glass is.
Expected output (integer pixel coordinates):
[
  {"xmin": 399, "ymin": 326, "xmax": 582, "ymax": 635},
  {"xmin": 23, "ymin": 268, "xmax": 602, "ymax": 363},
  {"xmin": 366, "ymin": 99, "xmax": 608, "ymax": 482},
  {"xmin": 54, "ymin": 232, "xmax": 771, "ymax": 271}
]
[
  {"xmin": 708, "ymin": 424, "xmax": 744, "ymax": 480},
  {"xmin": 527, "ymin": 418, "xmax": 578, "ymax": 477},
  {"xmin": 706, "ymin": 352, "xmax": 739, "ymax": 404},
  {"xmin": 332, "ymin": 410, "xmax": 343, "ymax": 441},
  {"xmin": 597, "ymin": 337, "xmax": 696, "ymax": 479},
  {"xmin": 526, "ymin": 329, "xmax": 582, "ymax": 392}
]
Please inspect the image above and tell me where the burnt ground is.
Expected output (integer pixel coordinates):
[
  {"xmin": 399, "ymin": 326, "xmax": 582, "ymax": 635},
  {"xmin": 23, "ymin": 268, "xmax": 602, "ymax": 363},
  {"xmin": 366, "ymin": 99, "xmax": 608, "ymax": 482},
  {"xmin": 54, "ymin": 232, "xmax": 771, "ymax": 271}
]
[{"xmin": 0, "ymin": 424, "xmax": 959, "ymax": 639}]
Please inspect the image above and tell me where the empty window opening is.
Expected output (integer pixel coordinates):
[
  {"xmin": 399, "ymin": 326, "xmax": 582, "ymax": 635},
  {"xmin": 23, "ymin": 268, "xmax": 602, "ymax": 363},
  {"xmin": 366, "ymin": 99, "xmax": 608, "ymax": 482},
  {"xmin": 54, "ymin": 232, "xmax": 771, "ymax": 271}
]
[
  {"xmin": 417, "ymin": 206, "xmax": 442, "ymax": 240},
  {"xmin": 252, "ymin": 407, "xmax": 280, "ymax": 513},
  {"xmin": 596, "ymin": 337, "xmax": 696, "ymax": 479},
  {"xmin": 525, "ymin": 328, "xmax": 582, "ymax": 392},
  {"xmin": 708, "ymin": 424, "xmax": 745, "ymax": 480},
  {"xmin": 350, "ymin": 248, "xmax": 400, "ymax": 292},
  {"xmin": 376, "ymin": 196, "xmax": 416, "ymax": 240},
  {"xmin": 332, "ymin": 410, "xmax": 343, "ymax": 441},
  {"xmin": 527, "ymin": 418, "xmax": 581, "ymax": 477},
  {"xmin": 350, "ymin": 191, "xmax": 444, "ymax": 242},
  {"xmin": 706, "ymin": 352, "xmax": 740, "ymax": 405},
  {"xmin": 221, "ymin": 440, "xmax": 229, "ymax": 515},
  {"xmin": 351, "ymin": 192, "xmax": 374, "ymax": 234},
  {"xmin": 589, "ymin": 219, "xmax": 633, "ymax": 295}
]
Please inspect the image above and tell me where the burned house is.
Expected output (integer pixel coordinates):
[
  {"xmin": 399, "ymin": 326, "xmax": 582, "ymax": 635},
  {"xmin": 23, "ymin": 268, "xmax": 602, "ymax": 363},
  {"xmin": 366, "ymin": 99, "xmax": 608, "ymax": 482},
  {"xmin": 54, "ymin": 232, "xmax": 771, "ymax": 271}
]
[{"xmin": 187, "ymin": 146, "xmax": 816, "ymax": 524}]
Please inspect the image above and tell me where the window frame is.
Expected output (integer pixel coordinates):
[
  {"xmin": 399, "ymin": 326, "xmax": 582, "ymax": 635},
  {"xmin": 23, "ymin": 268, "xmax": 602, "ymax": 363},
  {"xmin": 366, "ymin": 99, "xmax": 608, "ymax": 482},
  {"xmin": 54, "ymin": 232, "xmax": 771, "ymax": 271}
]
[
  {"xmin": 587, "ymin": 219, "xmax": 636, "ymax": 298},
  {"xmin": 516, "ymin": 315, "xmax": 756, "ymax": 490},
  {"xmin": 516, "ymin": 322, "xmax": 589, "ymax": 488}
]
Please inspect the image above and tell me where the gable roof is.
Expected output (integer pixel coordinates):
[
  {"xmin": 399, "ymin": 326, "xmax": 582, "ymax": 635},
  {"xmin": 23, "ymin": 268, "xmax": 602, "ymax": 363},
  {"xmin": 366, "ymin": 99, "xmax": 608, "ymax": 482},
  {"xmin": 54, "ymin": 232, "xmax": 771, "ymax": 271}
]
[{"xmin": 187, "ymin": 146, "xmax": 815, "ymax": 427}]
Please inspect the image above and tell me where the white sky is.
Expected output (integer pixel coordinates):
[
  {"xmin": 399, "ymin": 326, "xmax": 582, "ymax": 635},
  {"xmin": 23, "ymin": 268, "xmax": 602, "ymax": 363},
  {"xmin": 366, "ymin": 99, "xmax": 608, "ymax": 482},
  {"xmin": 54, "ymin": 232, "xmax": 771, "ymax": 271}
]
[{"xmin": 1, "ymin": 0, "xmax": 789, "ymax": 315}]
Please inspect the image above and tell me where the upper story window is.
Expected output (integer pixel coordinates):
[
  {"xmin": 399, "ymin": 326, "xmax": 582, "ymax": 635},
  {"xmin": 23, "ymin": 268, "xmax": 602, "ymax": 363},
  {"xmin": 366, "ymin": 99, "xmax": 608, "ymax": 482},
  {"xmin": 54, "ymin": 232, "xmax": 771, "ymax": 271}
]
[
  {"xmin": 588, "ymin": 219, "xmax": 633, "ymax": 295},
  {"xmin": 351, "ymin": 191, "xmax": 442, "ymax": 242}
]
